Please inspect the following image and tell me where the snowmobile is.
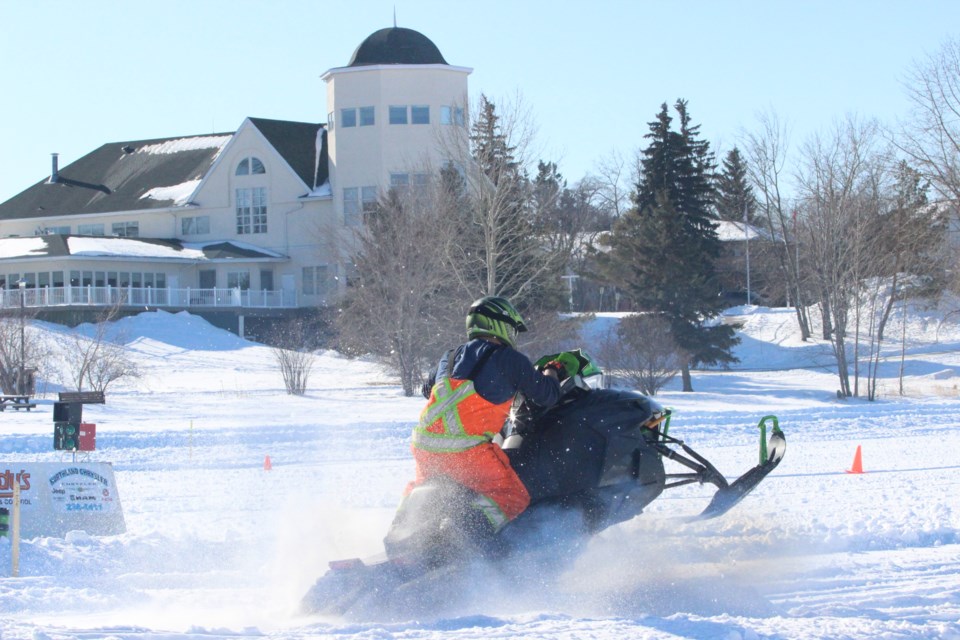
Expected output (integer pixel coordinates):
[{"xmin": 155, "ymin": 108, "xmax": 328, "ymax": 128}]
[{"xmin": 301, "ymin": 350, "xmax": 786, "ymax": 616}]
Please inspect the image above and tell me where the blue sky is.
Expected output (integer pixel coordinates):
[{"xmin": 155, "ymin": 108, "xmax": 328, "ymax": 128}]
[{"xmin": 1, "ymin": 0, "xmax": 957, "ymax": 204}]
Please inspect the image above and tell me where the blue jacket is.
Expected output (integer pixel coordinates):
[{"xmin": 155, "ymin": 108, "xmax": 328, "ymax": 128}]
[{"xmin": 433, "ymin": 339, "xmax": 561, "ymax": 408}]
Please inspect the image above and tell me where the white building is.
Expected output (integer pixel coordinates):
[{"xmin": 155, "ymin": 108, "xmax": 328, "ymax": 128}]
[{"xmin": 0, "ymin": 26, "xmax": 471, "ymax": 335}]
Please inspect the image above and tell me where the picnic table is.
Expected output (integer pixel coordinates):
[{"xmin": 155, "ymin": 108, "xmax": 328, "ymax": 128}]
[{"xmin": 0, "ymin": 395, "xmax": 37, "ymax": 411}]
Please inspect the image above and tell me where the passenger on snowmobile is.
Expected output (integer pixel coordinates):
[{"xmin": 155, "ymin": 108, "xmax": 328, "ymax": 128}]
[{"xmin": 405, "ymin": 296, "xmax": 564, "ymax": 534}]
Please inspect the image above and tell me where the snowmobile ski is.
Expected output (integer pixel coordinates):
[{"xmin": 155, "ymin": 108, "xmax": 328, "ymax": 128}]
[
  {"xmin": 656, "ymin": 415, "xmax": 786, "ymax": 521},
  {"xmin": 699, "ymin": 416, "xmax": 786, "ymax": 518}
]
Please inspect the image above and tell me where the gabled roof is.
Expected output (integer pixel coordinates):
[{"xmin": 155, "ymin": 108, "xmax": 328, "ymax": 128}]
[
  {"xmin": 0, "ymin": 235, "xmax": 286, "ymax": 262},
  {"xmin": 0, "ymin": 118, "xmax": 329, "ymax": 222},
  {"xmin": 0, "ymin": 134, "xmax": 232, "ymax": 221},
  {"xmin": 248, "ymin": 118, "xmax": 327, "ymax": 190}
]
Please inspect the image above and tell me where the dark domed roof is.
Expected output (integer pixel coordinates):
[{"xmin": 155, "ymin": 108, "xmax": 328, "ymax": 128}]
[{"xmin": 348, "ymin": 27, "xmax": 448, "ymax": 67}]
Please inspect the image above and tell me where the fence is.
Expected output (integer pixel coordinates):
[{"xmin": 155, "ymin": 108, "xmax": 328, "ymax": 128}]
[{"xmin": 0, "ymin": 285, "xmax": 297, "ymax": 311}]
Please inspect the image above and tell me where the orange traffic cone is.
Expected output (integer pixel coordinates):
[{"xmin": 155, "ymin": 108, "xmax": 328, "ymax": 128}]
[
  {"xmin": 263, "ymin": 455, "xmax": 272, "ymax": 471},
  {"xmin": 846, "ymin": 445, "xmax": 864, "ymax": 474}
]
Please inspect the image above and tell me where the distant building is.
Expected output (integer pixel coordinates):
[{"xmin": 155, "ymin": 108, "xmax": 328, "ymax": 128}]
[{"xmin": 0, "ymin": 27, "xmax": 470, "ymax": 335}]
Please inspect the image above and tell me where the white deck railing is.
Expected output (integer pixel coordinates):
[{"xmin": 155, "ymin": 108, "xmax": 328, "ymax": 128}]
[{"xmin": 0, "ymin": 285, "xmax": 297, "ymax": 310}]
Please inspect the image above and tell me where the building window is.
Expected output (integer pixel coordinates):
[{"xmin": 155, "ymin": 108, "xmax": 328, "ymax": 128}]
[
  {"xmin": 362, "ymin": 186, "xmax": 377, "ymax": 213},
  {"xmin": 441, "ymin": 105, "xmax": 465, "ymax": 126},
  {"xmin": 182, "ymin": 215, "xmax": 210, "ymax": 235},
  {"xmin": 227, "ymin": 270, "xmax": 250, "ymax": 290},
  {"xmin": 302, "ymin": 266, "xmax": 314, "ymax": 294},
  {"xmin": 112, "ymin": 221, "xmax": 139, "ymax": 237},
  {"xmin": 344, "ymin": 186, "xmax": 377, "ymax": 226},
  {"xmin": 343, "ymin": 187, "xmax": 359, "ymax": 226},
  {"xmin": 236, "ymin": 157, "xmax": 266, "ymax": 176},
  {"xmin": 199, "ymin": 269, "xmax": 216, "ymax": 288},
  {"xmin": 389, "ymin": 105, "xmax": 408, "ymax": 125},
  {"xmin": 236, "ymin": 187, "xmax": 267, "ymax": 234},
  {"xmin": 302, "ymin": 265, "xmax": 337, "ymax": 296},
  {"xmin": 341, "ymin": 108, "xmax": 357, "ymax": 128},
  {"xmin": 327, "ymin": 111, "xmax": 335, "ymax": 129},
  {"xmin": 411, "ymin": 105, "xmax": 429, "ymax": 125},
  {"xmin": 260, "ymin": 269, "xmax": 274, "ymax": 291},
  {"xmin": 359, "ymin": 106, "xmax": 375, "ymax": 126},
  {"xmin": 78, "ymin": 223, "xmax": 105, "ymax": 235},
  {"xmin": 391, "ymin": 173, "xmax": 430, "ymax": 189},
  {"xmin": 40, "ymin": 225, "xmax": 70, "ymax": 235}
]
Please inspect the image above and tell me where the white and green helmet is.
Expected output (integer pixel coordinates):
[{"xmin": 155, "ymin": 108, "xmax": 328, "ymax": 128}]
[{"xmin": 466, "ymin": 296, "xmax": 528, "ymax": 347}]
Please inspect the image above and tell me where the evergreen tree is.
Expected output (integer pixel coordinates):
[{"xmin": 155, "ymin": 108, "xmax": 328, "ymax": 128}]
[
  {"xmin": 716, "ymin": 147, "xmax": 759, "ymax": 224},
  {"xmin": 597, "ymin": 100, "xmax": 738, "ymax": 391}
]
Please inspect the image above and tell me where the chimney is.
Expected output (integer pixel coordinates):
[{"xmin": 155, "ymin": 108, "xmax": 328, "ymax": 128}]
[{"xmin": 48, "ymin": 153, "xmax": 59, "ymax": 184}]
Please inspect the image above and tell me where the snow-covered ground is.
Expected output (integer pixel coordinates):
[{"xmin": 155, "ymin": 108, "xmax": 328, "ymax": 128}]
[{"xmin": 1, "ymin": 303, "xmax": 959, "ymax": 640}]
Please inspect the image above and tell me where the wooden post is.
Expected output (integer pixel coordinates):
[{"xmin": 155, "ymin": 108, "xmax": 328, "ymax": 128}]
[{"xmin": 12, "ymin": 481, "xmax": 20, "ymax": 577}]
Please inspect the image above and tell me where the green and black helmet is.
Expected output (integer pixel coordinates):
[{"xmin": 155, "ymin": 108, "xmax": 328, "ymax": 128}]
[{"xmin": 466, "ymin": 296, "xmax": 528, "ymax": 347}]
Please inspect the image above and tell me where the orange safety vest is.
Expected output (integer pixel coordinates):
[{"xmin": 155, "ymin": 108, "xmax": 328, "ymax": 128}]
[{"xmin": 412, "ymin": 375, "xmax": 513, "ymax": 453}]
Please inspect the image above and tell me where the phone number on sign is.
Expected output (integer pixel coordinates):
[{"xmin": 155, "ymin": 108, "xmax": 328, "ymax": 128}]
[{"xmin": 66, "ymin": 503, "xmax": 103, "ymax": 512}]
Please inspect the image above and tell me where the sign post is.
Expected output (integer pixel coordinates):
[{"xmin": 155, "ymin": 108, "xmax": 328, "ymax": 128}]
[{"xmin": 11, "ymin": 481, "xmax": 20, "ymax": 577}]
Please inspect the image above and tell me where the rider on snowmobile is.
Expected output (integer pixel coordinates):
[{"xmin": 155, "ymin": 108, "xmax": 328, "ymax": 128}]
[{"xmin": 407, "ymin": 296, "xmax": 565, "ymax": 533}]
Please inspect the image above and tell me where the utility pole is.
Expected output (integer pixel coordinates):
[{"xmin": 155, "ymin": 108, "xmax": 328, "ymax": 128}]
[
  {"xmin": 18, "ymin": 280, "xmax": 25, "ymax": 395},
  {"xmin": 744, "ymin": 203, "xmax": 752, "ymax": 306}
]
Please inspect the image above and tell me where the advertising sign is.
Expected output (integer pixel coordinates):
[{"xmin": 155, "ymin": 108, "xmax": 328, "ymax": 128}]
[{"xmin": 0, "ymin": 461, "xmax": 125, "ymax": 538}]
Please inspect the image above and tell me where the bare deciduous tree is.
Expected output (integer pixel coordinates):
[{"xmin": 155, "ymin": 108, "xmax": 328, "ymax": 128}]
[
  {"xmin": 438, "ymin": 94, "xmax": 576, "ymax": 308},
  {"xmin": 0, "ymin": 309, "xmax": 46, "ymax": 395},
  {"xmin": 65, "ymin": 304, "xmax": 140, "ymax": 393},
  {"xmin": 744, "ymin": 109, "xmax": 812, "ymax": 340},
  {"xmin": 795, "ymin": 117, "xmax": 884, "ymax": 397},
  {"xmin": 896, "ymin": 36, "xmax": 960, "ymax": 203},
  {"xmin": 270, "ymin": 317, "xmax": 317, "ymax": 396},
  {"xmin": 590, "ymin": 149, "xmax": 634, "ymax": 220},
  {"xmin": 336, "ymin": 176, "xmax": 463, "ymax": 396},
  {"xmin": 596, "ymin": 314, "xmax": 684, "ymax": 396}
]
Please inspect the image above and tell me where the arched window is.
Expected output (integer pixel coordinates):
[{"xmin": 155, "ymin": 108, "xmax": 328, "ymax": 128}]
[{"xmin": 236, "ymin": 157, "xmax": 266, "ymax": 176}]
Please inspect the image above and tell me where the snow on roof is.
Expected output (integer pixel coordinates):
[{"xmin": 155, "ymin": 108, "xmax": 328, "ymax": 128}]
[
  {"xmin": 715, "ymin": 220, "xmax": 769, "ymax": 242},
  {"xmin": 182, "ymin": 239, "xmax": 285, "ymax": 258},
  {"xmin": 141, "ymin": 179, "xmax": 201, "ymax": 205},
  {"xmin": 68, "ymin": 237, "xmax": 204, "ymax": 259},
  {"xmin": 307, "ymin": 181, "xmax": 332, "ymax": 198},
  {"xmin": 0, "ymin": 236, "xmax": 48, "ymax": 259},
  {"xmin": 136, "ymin": 135, "xmax": 232, "ymax": 155}
]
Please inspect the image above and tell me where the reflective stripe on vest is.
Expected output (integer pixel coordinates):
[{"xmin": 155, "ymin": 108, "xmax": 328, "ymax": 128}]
[
  {"xmin": 412, "ymin": 377, "xmax": 494, "ymax": 452},
  {"xmin": 471, "ymin": 493, "xmax": 510, "ymax": 532}
]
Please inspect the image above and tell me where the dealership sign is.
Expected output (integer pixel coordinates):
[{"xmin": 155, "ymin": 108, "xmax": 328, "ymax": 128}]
[{"xmin": 0, "ymin": 462, "xmax": 125, "ymax": 538}]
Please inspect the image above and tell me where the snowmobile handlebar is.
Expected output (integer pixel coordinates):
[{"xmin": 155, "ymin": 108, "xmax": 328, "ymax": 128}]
[{"xmin": 534, "ymin": 349, "xmax": 602, "ymax": 384}]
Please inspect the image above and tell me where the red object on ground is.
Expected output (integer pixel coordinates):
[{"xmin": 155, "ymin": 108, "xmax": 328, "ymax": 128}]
[
  {"xmin": 846, "ymin": 444, "xmax": 864, "ymax": 474},
  {"xmin": 263, "ymin": 455, "xmax": 272, "ymax": 471}
]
